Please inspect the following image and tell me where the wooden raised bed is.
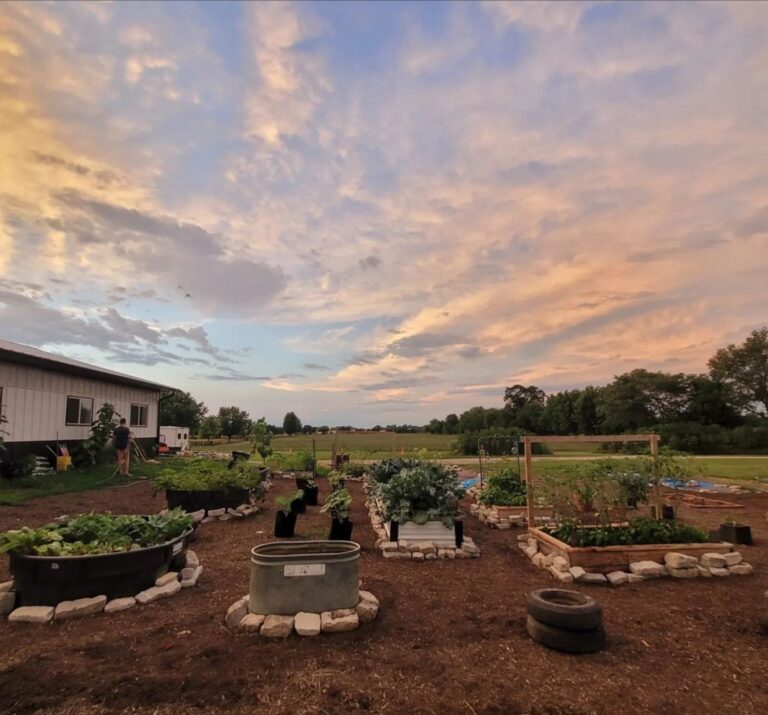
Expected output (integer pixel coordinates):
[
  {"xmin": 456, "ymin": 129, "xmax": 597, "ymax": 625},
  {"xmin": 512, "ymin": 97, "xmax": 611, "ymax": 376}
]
[{"xmin": 529, "ymin": 527, "xmax": 734, "ymax": 574}]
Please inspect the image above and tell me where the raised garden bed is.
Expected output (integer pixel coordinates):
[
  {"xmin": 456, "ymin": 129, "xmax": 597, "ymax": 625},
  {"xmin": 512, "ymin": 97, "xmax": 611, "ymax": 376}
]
[{"xmin": 529, "ymin": 526, "xmax": 733, "ymax": 574}]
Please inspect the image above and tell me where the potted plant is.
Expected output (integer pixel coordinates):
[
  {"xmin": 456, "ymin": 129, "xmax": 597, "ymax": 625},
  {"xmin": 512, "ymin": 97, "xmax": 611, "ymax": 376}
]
[
  {"xmin": 301, "ymin": 478, "xmax": 319, "ymax": 506},
  {"xmin": 328, "ymin": 470, "xmax": 346, "ymax": 491},
  {"xmin": 321, "ymin": 488, "xmax": 353, "ymax": 540},
  {"xmin": 719, "ymin": 513, "xmax": 752, "ymax": 545},
  {"xmin": 274, "ymin": 490, "xmax": 304, "ymax": 538}
]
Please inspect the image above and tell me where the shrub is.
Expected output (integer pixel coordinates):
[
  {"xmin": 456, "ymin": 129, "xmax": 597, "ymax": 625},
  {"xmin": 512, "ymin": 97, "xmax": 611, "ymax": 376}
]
[{"xmin": 267, "ymin": 451, "xmax": 314, "ymax": 472}]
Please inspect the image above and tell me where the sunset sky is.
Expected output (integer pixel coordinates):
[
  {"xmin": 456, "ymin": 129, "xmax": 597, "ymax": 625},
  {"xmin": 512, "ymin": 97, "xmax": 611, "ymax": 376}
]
[{"xmin": 1, "ymin": 1, "xmax": 767, "ymax": 425}]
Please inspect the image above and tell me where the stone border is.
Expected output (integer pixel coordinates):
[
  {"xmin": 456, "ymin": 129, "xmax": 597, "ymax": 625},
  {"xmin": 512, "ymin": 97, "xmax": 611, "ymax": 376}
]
[
  {"xmin": 517, "ymin": 533, "xmax": 754, "ymax": 585},
  {"xmin": 466, "ymin": 486, "xmax": 553, "ymax": 530},
  {"xmin": 224, "ymin": 589, "xmax": 380, "ymax": 637},
  {"xmin": 364, "ymin": 483, "xmax": 480, "ymax": 561},
  {"xmin": 2, "ymin": 549, "xmax": 203, "ymax": 624}
]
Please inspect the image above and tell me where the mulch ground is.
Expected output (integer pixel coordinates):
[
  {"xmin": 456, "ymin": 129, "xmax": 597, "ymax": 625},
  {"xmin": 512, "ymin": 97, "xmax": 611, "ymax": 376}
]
[{"xmin": 0, "ymin": 478, "xmax": 767, "ymax": 715}]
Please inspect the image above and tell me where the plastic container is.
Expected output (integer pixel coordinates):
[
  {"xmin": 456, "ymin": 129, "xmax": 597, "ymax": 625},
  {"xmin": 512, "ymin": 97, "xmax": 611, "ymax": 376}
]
[
  {"xmin": 250, "ymin": 540, "xmax": 360, "ymax": 615},
  {"xmin": 10, "ymin": 528, "xmax": 191, "ymax": 606}
]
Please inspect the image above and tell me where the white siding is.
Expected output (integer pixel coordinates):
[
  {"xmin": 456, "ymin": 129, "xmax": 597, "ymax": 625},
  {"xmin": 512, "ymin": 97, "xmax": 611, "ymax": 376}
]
[{"xmin": 0, "ymin": 361, "xmax": 161, "ymax": 443}]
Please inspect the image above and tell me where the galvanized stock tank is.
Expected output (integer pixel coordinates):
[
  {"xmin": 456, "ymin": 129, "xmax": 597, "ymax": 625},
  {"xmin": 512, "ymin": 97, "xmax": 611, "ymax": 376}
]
[{"xmin": 249, "ymin": 540, "xmax": 360, "ymax": 615}]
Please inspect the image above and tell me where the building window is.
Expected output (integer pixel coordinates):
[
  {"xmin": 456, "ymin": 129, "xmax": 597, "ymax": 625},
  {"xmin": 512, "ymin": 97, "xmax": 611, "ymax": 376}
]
[
  {"xmin": 66, "ymin": 396, "xmax": 93, "ymax": 426},
  {"xmin": 131, "ymin": 404, "xmax": 149, "ymax": 428}
]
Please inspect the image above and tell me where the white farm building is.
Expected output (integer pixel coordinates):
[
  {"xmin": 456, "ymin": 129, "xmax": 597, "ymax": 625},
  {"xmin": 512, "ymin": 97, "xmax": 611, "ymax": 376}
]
[{"xmin": 0, "ymin": 339, "xmax": 174, "ymax": 462}]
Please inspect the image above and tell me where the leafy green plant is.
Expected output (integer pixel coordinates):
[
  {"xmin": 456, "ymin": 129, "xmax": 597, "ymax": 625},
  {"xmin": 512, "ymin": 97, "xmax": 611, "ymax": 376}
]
[
  {"xmin": 72, "ymin": 403, "xmax": 120, "ymax": 467},
  {"xmin": 154, "ymin": 459, "xmax": 266, "ymax": 497},
  {"xmin": 341, "ymin": 462, "xmax": 366, "ymax": 478},
  {"xmin": 477, "ymin": 467, "xmax": 527, "ymax": 507},
  {"xmin": 0, "ymin": 509, "xmax": 193, "ymax": 556},
  {"xmin": 267, "ymin": 451, "xmax": 315, "ymax": 472},
  {"xmin": 543, "ymin": 517, "xmax": 708, "ymax": 547},
  {"xmin": 368, "ymin": 458, "xmax": 422, "ymax": 484},
  {"xmin": 321, "ymin": 488, "xmax": 352, "ymax": 520},
  {"xmin": 250, "ymin": 417, "xmax": 273, "ymax": 464},
  {"xmin": 275, "ymin": 490, "xmax": 304, "ymax": 516},
  {"xmin": 328, "ymin": 470, "xmax": 345, "ymax": 491},
  {"xmin": 374, "ymin": 461, "xmax": 465, "ymax": 527}
]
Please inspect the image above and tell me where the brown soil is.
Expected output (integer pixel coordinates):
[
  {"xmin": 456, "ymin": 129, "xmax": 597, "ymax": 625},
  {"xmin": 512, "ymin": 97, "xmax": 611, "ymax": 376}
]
[{"xmin": 1, "ymin": 480, "xmax": 767, "ymax": 715}]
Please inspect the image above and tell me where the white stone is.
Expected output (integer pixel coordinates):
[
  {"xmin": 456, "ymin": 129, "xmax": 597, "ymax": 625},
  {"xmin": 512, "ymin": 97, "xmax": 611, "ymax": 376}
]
[
  {"xmin": 321, "ymin": 610, "xmax": 359, "ymax": 633},
  {"xmin": 710, "ymin": 567, "xmax": 730, "ymax": 577},
  {"xmin": 723, "ymin": 552, "xmax": 743, "ymax": 567},
  {"xmin": 580, "ymin": 572, "xmax": 608, "ymax": 585},
  {"xmin": 104, "ymin": 597, "xmax": 136, "ymax": 613},
  {"xmin": 416, "ymin": 541, "xmax": 436, "ymax": 555},
  {"xmin": 381, "ymin": 541, "xmax": 398, "ymax": 552},
  {"xmin": 524, "ymin": 546, "xmax": 538, "ymax": 559},
  {"xmin": 728, "ymin": 563, "xmax": 753, "ymax": 576},
  {"xmin": 55, "ymin": 595, "xmax": 107, "ymax": 620},
  {"xmin": 526, "ymin": 539, "xmax": 539, "ymax": 554},
  {"xmin": 261, "ymin": 614, "xmax": 294, "ymax": 638},
  {"xmin": 294, "ymin": 612, "xmax": 322, "ymax": 636},
  {"xmin": 136, "ymin": 579, "xmax": 182, "ymax": 605},
  {"xmin": 568, "ymin": 566, "xmax": 587, "ymax": 580},
  {"xmin": 627, "ymin": 574, "xmax": 645, "ymax": 583},
  {"xmin": 383, "ymin": 550, "xmax": 410, "ymax": 559},
  {"xmin": 225, "ymin": 596, "xmax": 249, "ymax": 627},
  {"xmin": 552, "ymin": 556, "xmax": 569, "ymax": 572},
  {"xmin": 438, "ymin": 549, "xmax": 448, "ymax": 558},
  {"xmin": 239, "ymin": 613, "xmax": 266, "ymax": 632},
  {"xmin": 446, "ymin": 549, "xmax": 456, "ymax": 560},
  {"xmin": 412, "ymin": 552, "xmax": 425, "ymax": 561},
  {"xmin": 667, "ymin": 566, "xmax": 698, "ymax": 579},
  {"xmin": 531, "ymin": 552, "xmax": 545, "ymax": 568},
  {"xmin": 425, "ymin": 553, "xmax": 437, "ymax": 560},
  {"xmin": 550, "ymin": 568, "xmax": 574, "ymax": 584},
  {"xmin": 629, "ymin": 560, "xmax": 665, "ymax": 578},
  {"xmin": 155, "ymin": 572, "xmax": 179, "ymax": 587},
  {"xmin": 700, "ymin": 553, "xmax": 727, "ymax": 568},
  {"xmin": 189, "ymin": 510, "xmax": 206, "ymax": 524},
  {"xmin": 607, "ymin": 571, "xmax": 629, "ymax": 586},
  {"xmin": 185, "ymin": 550, "xmax": 200, "ymax": 568},
  {"xmin": 219, "ymin": 514, "xmax": 233, "ymax": 521},
  {"xmin": 1, "ymin": 591, "xmax": 16, "ymax": 615},
  {"xmin": 0, "ymin": 580, "xmax": 13, "ymax": 593},
  {"xmin": 356, "ymin": 598, "xmax": 379, "ymax": 623},
  {"xmin": 181, "ymin": 565, "xmax": 203, "ymax": 588},
  {"xmin": 8, "ymin": 606, "xmax": 54, "ymax": 624},
  {"xmin": 696, "ymin": 565, "xmax": 713, "ymax": 578},
  {"xmin": 664, "ymin": 553, "xmax": 698, "ymax": 569},
  {"xmin": 208, "ymin": 508, "xmax": 226, "ymax": 517}
]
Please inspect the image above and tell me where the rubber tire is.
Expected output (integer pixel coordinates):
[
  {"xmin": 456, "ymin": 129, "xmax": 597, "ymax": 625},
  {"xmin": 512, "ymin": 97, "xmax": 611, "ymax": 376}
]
[
  {"xmin": 526, "ymin": 616, "xmax": 606, "ymax": 654},
  {"xmin": 526, "ymin": 589, "xmax": 602, "ymax": 632}
]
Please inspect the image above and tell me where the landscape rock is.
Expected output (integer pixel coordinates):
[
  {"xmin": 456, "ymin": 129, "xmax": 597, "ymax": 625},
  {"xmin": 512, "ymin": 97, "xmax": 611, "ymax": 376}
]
[
  {"xmin": 381, "ymin": 541, "xmax": 398, "ymax": 553},
  {"xmin": 417, "ymin": 542, "xmax": 436, "ymax": 555},
  {"xmin": 532, "ymin": 553, "xmax": 546, "ymax": 568},
  {"xmin": 710, "ymin": 567, "xmax": 730, "ymax": 577},
  {"xmin": 524, "ymin": 546, "xmax": 538, "ymax": 559},
  {"xmin": 550, "ymin": 568, "xmax": 574, "ymax": 584},
  {"xmin": 607, "ymin": 571, "xmax": 629, "ymax": 586},
  {"xmin": 219, "ymin": 514, "xmax": 233, "ymax": 521},
  {"xmin": 185, "ymin": 550, "xmax": 200, "ymax": 568},
  {"xmin": 723, "ymin": 552, "xmax": 743, "ymax": 567},
  {"xmin": 55, "ymin": 595, "xmax": 107, "ymax": 620},
  {"xmin": 8, "ymin": 606, "xmax": 54, "ymax": 624},
  {"xmin": 728, "ymin": 563, "xmax": 753, "ymax": 576},
  {"xmin": 0, "ymin": 580, "xmax": 13, "ymax": 593},
  {"xmin": 667, "ymin": 566, "xmax": 699, "ymax": 579},
  {"xmin": 188, "ymin": 510, "xmax": 206, "ymax": 524},
  {"xmin": 664, "ymin": 553, "xmax": 699, "ymax": 569},
  {"xmin": 104, "ymin": 597, "xmax": 136, "ymax": 613},
  {"xmin": 239, "ymin": 613, "xmax": 266, "ymax": 632},
  {"xmin": 1, "ymin": 591, "xmax": 17, "ymax": 615},
  {"xmin": 181, "ymin": 565, "xmax": 203, "ymax": 587},
  {"xmin": 568, "ymin": 566, "xmax": 587, "ymax": 580},
  {"xmin": 294, "ymin": 612, "xmax": 321, "ymax": 636},
  {"xmin": 425, "ymin": 553, "xmax": 437, "ymax": 560},
  {"xmin": 321, "ymin": 610, "xmax": 359, "ymax": 633},
  {"xmin": 225, "ymin": 596, "xmax": 249, "ymax": 628},
  {"xmin": 136, "ymin": 580, "xmax": 182, "ymax": 605},
  {"xmin": 155, "ymin": 572, "xmax": 179, "ymax": 587},
  {"xmin": 700, "ymin": 553, "xmax": 727, "ymax": 568},
  {"xmin": 383, "ymin": 550, "xmax": 410, "ymax": 560},
  {"xmin": 412, "ymin": 552, "xmax": 425, "ymax": 561},
  {"xmin": 260, "ymin": 614, "xmax": 294, "ymax": 638},
  {"xmin": 629, "ymin": 561, "xmax": 665, "ymax": 578},
  {"xmin": 580, "ymin": 572, "xmax": 608, "ymax": 585},
  {"xmin": 356, "ymin": 599, "xmax": 379, "ymax": 623},
  {"xmin": 627, "ymin": 574, "xmax": 645, "ymax": 583},
  {"xmin": 208, "ymin": 508, "xmax": 226, "ymax": 517},
  {"xmin": 696, "ymin": 565, "xmax": 713, "ymax": 578},
  {"xmin": 552, "ymin": 556, "xmax": 570, "ymax": 572}
]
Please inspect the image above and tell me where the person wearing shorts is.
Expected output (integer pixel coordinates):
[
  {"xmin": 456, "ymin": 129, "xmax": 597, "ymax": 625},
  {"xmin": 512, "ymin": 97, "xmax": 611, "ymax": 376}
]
[{"xmin": 113, "ymin": 418, "xmax": 132, "ymax": 477}]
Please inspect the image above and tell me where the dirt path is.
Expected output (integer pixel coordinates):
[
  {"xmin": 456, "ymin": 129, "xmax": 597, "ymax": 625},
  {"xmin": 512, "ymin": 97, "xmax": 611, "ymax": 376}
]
[{"xmin": 0, "ymin": 480, "xmax": 767, "ymax": 715}]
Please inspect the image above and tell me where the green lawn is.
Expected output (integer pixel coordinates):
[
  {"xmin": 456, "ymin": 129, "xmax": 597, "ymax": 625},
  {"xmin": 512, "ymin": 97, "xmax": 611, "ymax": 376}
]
[{"xmin": 0, "ymin": 460, "xmax": 183, "ymax": 506}]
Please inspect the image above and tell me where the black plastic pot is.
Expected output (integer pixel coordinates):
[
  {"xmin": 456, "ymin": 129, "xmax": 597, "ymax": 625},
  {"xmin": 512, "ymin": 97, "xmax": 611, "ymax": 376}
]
[
  {"xmin": 166, "ymin": 488, "xmax": 250, "ymax": 513},
  {"xmin": 455, "ymin": 518, "xmax": 464, "ymax": 548},
  {"xmin": 291, "ymin": 496, "xmax": 306, "ymax": 514},
  {"xmin": 389, "ymin": 520, "xmax": 399, "ymax": 542},
  {"xmin": 274, "ymin": 510, "xmax": 297, "ymax": 538},
  {"xmin": 720, "ymin": 523, "xmax": 752, "ymax": 545},
  {"xmin": 296, "ymin": 477, "xmax": 310, "ymax": 491},
  {"xmin": 328, "ymin": 517, "xmax": 353, "ymax": 540},
  {"xmin": 9, "ymin": 527, "xmax": 191, "ymax": 607},
  {"xmin": 303, "ymin": 485, "xmax": 319, "ymax": 506}
]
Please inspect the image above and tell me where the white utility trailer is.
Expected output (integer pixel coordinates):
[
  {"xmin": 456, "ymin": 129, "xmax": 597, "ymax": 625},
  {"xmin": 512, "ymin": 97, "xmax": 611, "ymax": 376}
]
[{"xmin": 159, "ymin": 426, "xmax": 190, "ymax": 453}]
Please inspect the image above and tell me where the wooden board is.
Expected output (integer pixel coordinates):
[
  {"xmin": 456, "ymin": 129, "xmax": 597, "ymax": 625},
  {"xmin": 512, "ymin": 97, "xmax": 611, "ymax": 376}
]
[{"xmin": 529, "ymin": 527, "xmax": 733, "ymax": 574}]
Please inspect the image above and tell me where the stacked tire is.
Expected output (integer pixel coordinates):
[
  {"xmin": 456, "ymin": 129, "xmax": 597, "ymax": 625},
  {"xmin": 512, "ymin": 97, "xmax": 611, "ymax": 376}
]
[{"xmin": 526, "ymin": 589, "xmax": 606, "ymax": 654}]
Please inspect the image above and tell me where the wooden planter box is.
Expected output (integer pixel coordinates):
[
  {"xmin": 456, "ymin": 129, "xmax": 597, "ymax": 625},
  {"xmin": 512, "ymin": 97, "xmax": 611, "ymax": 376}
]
[{"xmin": 529, "ymin": 527, "xmax": 734, "ymax": 574}]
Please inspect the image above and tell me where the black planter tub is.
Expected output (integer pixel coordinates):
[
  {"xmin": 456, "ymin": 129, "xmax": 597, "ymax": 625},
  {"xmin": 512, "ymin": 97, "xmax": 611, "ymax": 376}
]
[
  {"xmin": 9, "ymin": 528, "xmax": 192, "ymax": 607},
  {"xmin": 166, "ymin": 488, "xmax": 251, "ymax": 513}
]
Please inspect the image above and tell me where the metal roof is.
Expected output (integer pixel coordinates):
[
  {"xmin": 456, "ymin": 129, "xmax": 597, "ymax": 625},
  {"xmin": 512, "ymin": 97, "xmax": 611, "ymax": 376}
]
[{"xmin": 0, "ymin": 339, "xmax": 175, "ymax": 392}]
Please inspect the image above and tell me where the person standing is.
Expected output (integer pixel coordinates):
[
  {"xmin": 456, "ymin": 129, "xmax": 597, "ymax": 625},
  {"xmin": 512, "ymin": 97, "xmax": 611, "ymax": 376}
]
[{"xmin": 113, "ymin": 417, "xmax": 132, "ymax": 477}]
